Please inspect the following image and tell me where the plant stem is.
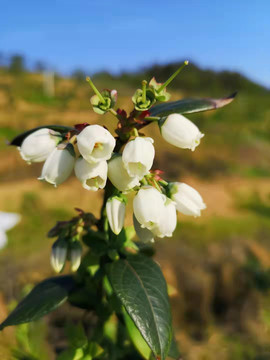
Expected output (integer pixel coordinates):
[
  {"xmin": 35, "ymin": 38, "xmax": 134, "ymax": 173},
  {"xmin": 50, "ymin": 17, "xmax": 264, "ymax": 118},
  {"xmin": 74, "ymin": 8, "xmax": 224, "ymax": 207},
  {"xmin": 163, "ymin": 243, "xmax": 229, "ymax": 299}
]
[
  {"xmin": 142, "ymin": 80, "xmax": 147, "ymax": 103},
  {"xmin": 157, "ymin": 60, "xmax": 189, "ymax": 93},
  {"xmin": 86, "ymin": 76, "xmax": 106, "ymax": 104},
  {"xmin": 144, "ymin": 116, "xmax": 160, "ymax": 121},
  {"xmin": 109, "ymin": 108, "xmax": 119, "ymax": 119}
]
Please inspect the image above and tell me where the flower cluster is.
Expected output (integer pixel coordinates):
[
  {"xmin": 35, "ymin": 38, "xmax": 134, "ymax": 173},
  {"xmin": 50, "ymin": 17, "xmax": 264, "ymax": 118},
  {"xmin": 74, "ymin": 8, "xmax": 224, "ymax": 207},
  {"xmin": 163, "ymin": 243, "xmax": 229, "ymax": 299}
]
[
  {"xmin": 18, "ymin": 114, "xmax": 206, "ymax": 244},
  {"xmin": 14, "ymin": 62, "xmax": 209, "ymax": 273}
]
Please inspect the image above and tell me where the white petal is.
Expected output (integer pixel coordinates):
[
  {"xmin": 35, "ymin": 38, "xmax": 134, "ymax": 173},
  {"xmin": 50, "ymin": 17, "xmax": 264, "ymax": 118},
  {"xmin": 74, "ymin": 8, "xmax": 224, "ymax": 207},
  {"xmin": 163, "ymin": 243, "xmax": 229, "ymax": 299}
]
[
  {"xmin": 161, "ymin": 114, "xmax": 204, "ymax": 151},
  {"xmin": 106, "ymin": 198, "xmax": 126, "ymax": 235},
  {"xmin": 77, "ymin": 125, "xmax": 116, "ymax": 163},
  {"xmin": 70, "ymin": 245, "xmax": 82, "ymax": 272},
  {"xmin": 75, "ymin": 157, "xmax": 107, "ymax": 191},
  {"xmin": 122, "ymin": 137, "xmax": 155, "ymax": 178},
  {"xmin": 133, "ymin": 214, "xmax": 155, "ymax": 243},
  {"xmin": 38, "ymin": 146, "xmax": 75, "ymax": 187},
  {"xmin": 0, "ymin": 212, "xmax": 21, "ymax": 231},
  {"xmin": 51, "ymin": 244, "xmax": 68, "ymax": 273},
  {"xmin": 171, "ymin": 182, "xmax": 206, "ymax": 217},
  {"xmin": 133, "ymin": 186, "xmax": 164, "ymax": 230},
  {"xmin": 152, "ymin": 198, "xmax": 177, "ymax": 238},
  {"xmin": 108, "ymin": 155, "xmax": 140, "ymax": 192},
  {"xmin": 19, "ymin": 128, "xmax": 61, "ymax": 163}
]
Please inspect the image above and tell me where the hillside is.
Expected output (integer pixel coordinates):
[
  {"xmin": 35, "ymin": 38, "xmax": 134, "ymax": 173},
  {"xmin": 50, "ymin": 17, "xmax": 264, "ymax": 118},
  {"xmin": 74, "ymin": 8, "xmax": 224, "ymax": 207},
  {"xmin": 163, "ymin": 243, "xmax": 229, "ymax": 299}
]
[
  {"xmin": 93, "ymin": 60, "xmax": 270, "ymax": 95},
  {"xmin": 1, "ymin": 62, "xmax": 270, "ymax": 359}
]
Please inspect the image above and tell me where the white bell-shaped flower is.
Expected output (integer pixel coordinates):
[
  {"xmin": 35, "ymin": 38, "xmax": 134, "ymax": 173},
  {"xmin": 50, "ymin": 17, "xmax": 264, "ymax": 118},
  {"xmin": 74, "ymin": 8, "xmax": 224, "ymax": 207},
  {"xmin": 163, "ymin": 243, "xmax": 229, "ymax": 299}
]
[
  {"xmin": 51, "ymin": 239, "xmax": 68, "ymax": 273},
  {"xmin": 170, "ymin": 182, "xmax": 206, "ymax": 217},
  {"xmin": 160, "ymin": 113, "xmax": 204, "ymax": 151},
  {"xmin": 133, "ymin": 186, "xmax": 165, "ymax": 231},
  {"xmin": 106, "ymin": 197, "xmax": 126, "ymax": 235},
  {"xmin": 77, "ymin": 125, "xmax": 116, "ymax": 163},
  {"xmin": 0, "ymin": 212, "xmax": 21, "ymax": 249},
  {"xmin": 133, "ymin": 214, "xmax": 155, "ymax": 243},
  {"xmin": 19, "ymin": 128, "xmax": 62, "ymax": 163},
  {"xmin": 108, "ymin": 155, "xmax": 140, "ymax": 192},
  {"xmin": 38, "ymin": 144, "xmax": 75, "ymax": 187},
  {"xmin": 122, "ymin": 137, "xmax": 155, "ymax": 178},
  {"xmin": 74, "ymin": 157, "xmax": 107, "ymax": 191},
  {"xmin": 152, "ymin": 197, "xmax": 177, "ymax": 238}
]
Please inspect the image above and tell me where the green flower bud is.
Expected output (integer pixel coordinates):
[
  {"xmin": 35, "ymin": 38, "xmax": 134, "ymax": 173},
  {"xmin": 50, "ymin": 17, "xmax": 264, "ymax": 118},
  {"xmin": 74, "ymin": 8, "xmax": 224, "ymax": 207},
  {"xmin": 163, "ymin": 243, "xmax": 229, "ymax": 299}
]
[
  {"xmin": 132, "ymin": 87, "xmax": 156, "ymax": 111},
  {"xmin": 90, "ymin": 89, "xmax": 117, "ymax": 115},
  {"xmin": 149, "ymin": 77, "xmax": 171, "ymax": 102}
]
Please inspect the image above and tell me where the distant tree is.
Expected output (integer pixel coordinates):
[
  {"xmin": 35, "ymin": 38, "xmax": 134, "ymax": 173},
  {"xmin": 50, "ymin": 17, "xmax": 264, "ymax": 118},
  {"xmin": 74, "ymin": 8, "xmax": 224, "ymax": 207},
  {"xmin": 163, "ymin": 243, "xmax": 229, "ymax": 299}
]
[
  {"xmin": 35, "ymin": 61, "xmax": 47, "ymax": 73},
  {"xmin": 9, "ymin": 54, "xmax": 25, "ymax": 74},
  {"xmin": 0, "ymin": 52, "xmax": 6, "ymax": 67},
  {"xmin": 71, "ymin": 69, "xmax": 86, "ymax": 83}
]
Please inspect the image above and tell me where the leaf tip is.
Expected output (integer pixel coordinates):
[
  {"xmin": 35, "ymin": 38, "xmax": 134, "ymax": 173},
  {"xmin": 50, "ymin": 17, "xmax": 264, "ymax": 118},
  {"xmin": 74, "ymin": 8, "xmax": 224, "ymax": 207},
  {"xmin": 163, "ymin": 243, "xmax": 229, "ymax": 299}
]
[{"xmin": 214, "ymin": 91, "xmax": 237, "ymax": 109}]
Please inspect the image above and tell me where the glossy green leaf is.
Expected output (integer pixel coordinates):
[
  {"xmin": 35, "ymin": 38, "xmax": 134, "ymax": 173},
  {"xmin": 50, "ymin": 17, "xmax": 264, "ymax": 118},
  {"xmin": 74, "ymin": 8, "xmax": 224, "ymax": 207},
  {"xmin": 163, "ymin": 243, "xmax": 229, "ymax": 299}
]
[
  {"xmin": 10, "ymin": 125, "xmax": 75, "ymax": 146},
  {"xmin": 0, "ymin": 276, "xmax": 75, "ymax": 330},
  {"xmin": 148, "ymin": 92, "xmax": 237, "ymax": 117},
  {"xmin": 124, "ymin": 309, "xmax": 181, "ymax": 360},
  {"xmin": 107, "ymin": 255, "xmax": 172, "ymax": 360},
  {"xmin": 123, "ymin": 308, "xmax": 151, "ymax": 360}
]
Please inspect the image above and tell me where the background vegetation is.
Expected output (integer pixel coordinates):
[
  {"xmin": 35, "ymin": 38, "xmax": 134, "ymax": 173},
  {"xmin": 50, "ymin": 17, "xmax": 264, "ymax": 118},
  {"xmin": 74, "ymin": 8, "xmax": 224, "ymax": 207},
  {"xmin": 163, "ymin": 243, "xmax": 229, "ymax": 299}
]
[{"xmin": 1, "ymin": 54, "xmax": 270, "ymax": 359}]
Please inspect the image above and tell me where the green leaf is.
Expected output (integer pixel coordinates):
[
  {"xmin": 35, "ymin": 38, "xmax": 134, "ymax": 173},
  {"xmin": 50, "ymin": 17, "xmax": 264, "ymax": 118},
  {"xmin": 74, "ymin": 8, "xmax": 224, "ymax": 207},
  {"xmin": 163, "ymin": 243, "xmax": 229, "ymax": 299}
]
[
  {"xmin": 0, "ymin": 276, "xmax": 74, "ymax": 330},
  {"xmin": 123, "ymin": 309, "xmax": 151, "ymax": 360},
  {"xmin": 124, "ymin": 309, "xmax": 181, "ymax": 360},
  {"xmin": 107, "ymin": 255, "xmax": 172, "ymax": 360},
  {"xmin": 168, "ymin": 336, "xmax": 181, "ymax": 359},
  {"xmin": 56, "ymin": 348, "xmax": 84, "ymax": 360},
  {"xmin": 10, "ymin": 125, "xmax": 75, "ymax": 146},
  {"xmin": 149, "ymin": 92, "xmax": 237, "ymax": 117},
  {"xmin": 66, "ymin": 322, "xmax": 88, "ymax": 349}
]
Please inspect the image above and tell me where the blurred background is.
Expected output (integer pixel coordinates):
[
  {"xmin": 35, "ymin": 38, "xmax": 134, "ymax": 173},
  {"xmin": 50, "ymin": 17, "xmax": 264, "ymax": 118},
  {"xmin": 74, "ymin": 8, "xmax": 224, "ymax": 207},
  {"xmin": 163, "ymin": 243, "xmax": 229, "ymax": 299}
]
[{"xmin": 1, "ymin": 0, "xmax": 270, "ymax": 359}]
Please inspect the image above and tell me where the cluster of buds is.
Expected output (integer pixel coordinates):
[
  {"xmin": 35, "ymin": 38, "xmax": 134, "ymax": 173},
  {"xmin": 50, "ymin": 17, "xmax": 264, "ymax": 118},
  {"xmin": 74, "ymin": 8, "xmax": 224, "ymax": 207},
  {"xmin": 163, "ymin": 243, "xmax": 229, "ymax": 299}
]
[
  {"xmin": 15, "ymin": 60, "xmax": 207, "ymax": 271},
  {"xmin": 48, "ymin": 210, "xmax": 96, "ymax": 272}
]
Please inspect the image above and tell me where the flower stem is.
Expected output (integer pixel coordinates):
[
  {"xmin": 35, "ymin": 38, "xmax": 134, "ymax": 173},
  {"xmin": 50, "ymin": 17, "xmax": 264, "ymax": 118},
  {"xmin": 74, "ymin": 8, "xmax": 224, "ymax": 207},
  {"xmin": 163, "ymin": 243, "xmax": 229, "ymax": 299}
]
[
  {"xmin": 133, "ymin": 128, "xmax": 139, "ymax": 137},
  {"xmin": 68, "ymin": 135, "xmax": 77, "ymax": 145},
  {"xmin": 142, "ymin": 80, "xmax": 147, "ymax": 103},
  {"xmin": 86, "ymin": 76, "xmax": 106, "ymax": 104},
  {"xmin": 157, "ymin": 60, "xmax": 189, "ymax": 93},
  {"xmin": 109, "ymin": 108, "xmax": 119, "ymax": 119},
  {"xmin": 153, "ymin": 179, "xmax": 162, "ymax": 192},
  {"xmin": 144, "ymin": 116, "xmax": 160, "ymax": 121}
]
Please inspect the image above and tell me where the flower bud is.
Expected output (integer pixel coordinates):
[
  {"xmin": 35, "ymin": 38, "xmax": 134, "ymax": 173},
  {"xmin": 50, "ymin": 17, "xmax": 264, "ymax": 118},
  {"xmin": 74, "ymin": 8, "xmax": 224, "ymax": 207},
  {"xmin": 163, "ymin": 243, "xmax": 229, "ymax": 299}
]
[
  {"xmin": 108, "ymin": 155, "xmax": 140, "ymax": 192},
  {"xmin": 90, "ymin": 89, "xmax": 117, "ymax": 114},
  {"xmin": 170, "ymin": 182, "xmax": 206, "ymax": 217},
  {"xmin": 106, "ymin": 197, "xmax": 126, "ymax": 235},
  {"xmin": 122, "ymin": 137, "xmax": 155, "ymax": 178},
  {"xmin": 75, "ymin": 157, "xmax": 107, "ymax": 191},
  {"xmin": 160, "ymin": 114, "xmax": 204, "ymax": 151},
  {"xmin": 19, "ymin": 128, "xmax": 62, "ymax": 163},
  {"xmin": 133, "ymin": 186, "xmax": 164, "ymax": 231},
  {"xmin": 38, "ymin": 144, "xmax": 75, "ymax": 187},
  {"xmin": 77, "ymin": 125, "xmax": 116, "ymax": 163},
  {"xmin": 132, "ymin": 88, "xmax": 156, "ymax": 111},
  {"xmin": 152, "ymin": 197, "xmax": 177, "ymax": 238},
  {"xmin": 149, "ymin": 77, "xmax": 171, "ymax": 102},
  {"xmin": 133, "ymin": 214, "xmax": 154, "ymax": 243},
  {"xmin": 69, "ymin": 241, "xmax": 82, "ymax": 272},
  {"xmin": 51, "ymin": 238, "xmax": 68, "ymax": 273}
]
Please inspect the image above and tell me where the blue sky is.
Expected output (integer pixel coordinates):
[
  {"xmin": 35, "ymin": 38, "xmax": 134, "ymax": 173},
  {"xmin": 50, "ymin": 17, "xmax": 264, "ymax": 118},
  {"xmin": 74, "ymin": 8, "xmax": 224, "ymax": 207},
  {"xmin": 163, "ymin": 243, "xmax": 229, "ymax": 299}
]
[{"xmin": 1, "ymin": 0, "xmax": 270, "ymax": 87}]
